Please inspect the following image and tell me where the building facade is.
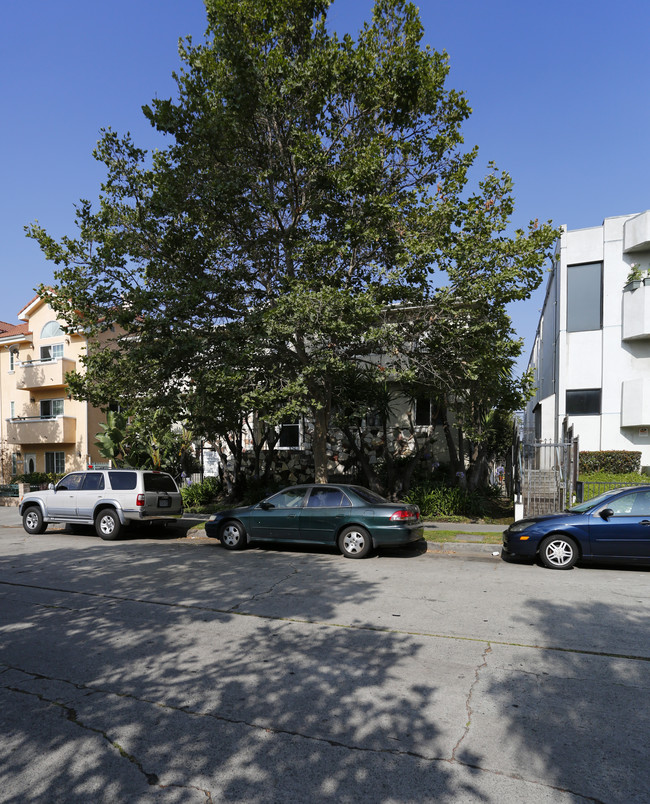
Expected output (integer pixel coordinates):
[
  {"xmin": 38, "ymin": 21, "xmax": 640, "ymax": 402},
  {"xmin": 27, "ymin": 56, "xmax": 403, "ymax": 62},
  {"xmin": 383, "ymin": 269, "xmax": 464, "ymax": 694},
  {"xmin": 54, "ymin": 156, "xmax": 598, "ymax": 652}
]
[
  {"xmin": 0, "ymin": 295, "xmax": 106, "ymax": 481},
  {"xmin": 525, "ymin": 210, "xmax": 650, "ymax": 466}
]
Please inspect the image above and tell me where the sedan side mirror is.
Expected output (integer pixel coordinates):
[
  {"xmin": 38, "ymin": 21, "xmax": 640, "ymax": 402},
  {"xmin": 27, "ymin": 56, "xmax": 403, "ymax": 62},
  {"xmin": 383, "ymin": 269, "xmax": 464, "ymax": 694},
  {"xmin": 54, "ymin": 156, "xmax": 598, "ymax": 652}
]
[
  {"xmin": 259, "ymin": 501, "xmax": 275, "ymax": 510},
  {"xmin": 600, "ymin": 508, "xmax": 614, "ymax": 521},
  {"xmin": 48, "ymin": 483, "xmax": 55, "ymax": 491}
]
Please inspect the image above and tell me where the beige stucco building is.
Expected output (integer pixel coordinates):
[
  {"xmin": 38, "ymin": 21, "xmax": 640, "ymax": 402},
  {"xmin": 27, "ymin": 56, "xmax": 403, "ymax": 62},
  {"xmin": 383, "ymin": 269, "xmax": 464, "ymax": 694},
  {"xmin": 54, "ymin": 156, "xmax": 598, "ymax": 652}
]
[{"xmin": 0, "ymin": 295, "xmax": 106, "ymax": 482}]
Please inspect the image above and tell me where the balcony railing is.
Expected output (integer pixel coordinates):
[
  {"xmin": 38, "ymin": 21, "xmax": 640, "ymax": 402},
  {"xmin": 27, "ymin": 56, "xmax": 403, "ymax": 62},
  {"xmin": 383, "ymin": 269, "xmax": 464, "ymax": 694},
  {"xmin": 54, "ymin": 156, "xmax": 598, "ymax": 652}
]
[
  {"xmin": 621, "ymin": 379, "xmax": 650, "ymax": 427},
  {"xmin": 622, "ymin": 281, "xmax": 650, "ymax": 341},
  {"xmin": 6, "ymin": 416, "xmax": 76, "ymax": 445},
  {"xmin": 15, "ymin": 357, "xmax": 76, "ymax": 390}
]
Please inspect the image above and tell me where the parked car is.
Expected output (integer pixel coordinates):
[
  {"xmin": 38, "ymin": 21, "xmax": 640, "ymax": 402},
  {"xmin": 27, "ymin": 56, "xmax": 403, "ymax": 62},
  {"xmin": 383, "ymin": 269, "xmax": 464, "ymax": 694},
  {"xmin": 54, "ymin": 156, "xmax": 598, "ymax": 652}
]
[
  {"xmin": 502, "ymin": 485, "xmax": 650, "ymax": 569},
  {"xmin": 19, "ymin": 469, "xmax": 183, "ymax": 540},
  {"xmin": 205, "ymin": 484, "xmax": 423, "ymax": 558}
]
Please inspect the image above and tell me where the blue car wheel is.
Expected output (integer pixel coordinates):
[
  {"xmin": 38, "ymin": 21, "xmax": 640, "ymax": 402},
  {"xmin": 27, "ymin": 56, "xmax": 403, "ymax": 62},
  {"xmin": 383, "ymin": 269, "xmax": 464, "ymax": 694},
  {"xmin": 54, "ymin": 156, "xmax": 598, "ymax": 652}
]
[{"xmin": 539, "ymin": 535, "xmax": 578, "ymax": 570}]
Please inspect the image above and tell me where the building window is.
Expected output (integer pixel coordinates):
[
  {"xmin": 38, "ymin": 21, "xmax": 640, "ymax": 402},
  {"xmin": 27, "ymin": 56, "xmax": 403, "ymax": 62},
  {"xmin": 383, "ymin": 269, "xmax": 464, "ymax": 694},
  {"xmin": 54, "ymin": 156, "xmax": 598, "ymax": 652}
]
[
  {"xmin": 11, "ymin": 453, "xmax": 18, "ymax": 475},
  {"xmin": 9, "ymin": 350, "xmax": 16, "ymax": 372},
  {"xmin": 40, "ymin": 321, "xmax": 64, "ymax": 339},
  {"xmin": 10, "ymin": 401, "xmax": 15, "ymax": 419},
  {"xmin": 40, "ymin": 343, "xmax": 64, "ymax": 362},
  {"xmin": 365, "ymin": 410, "xmax": 383, "ymax": 428},
  {"xmin": 278, "ymin": 420, "xmax": 300, "ymax": 448},
  {"xmin": 414, "ymin": 397, "xmax": 443, "ymax": 426},
  {"xmin": 45, "ymin": 452, "xmax": 65, "ymax": 474},
  {"xmin": 566, "ymin": 389, "xmax": 601, "ymax": 416},
  {"xmin": 567, "ymin": 262, "xmax": 602, "ymax": 332},
  {"xmin": 40, "ymin": 399, "xmax": 64, "ymax": 419}
]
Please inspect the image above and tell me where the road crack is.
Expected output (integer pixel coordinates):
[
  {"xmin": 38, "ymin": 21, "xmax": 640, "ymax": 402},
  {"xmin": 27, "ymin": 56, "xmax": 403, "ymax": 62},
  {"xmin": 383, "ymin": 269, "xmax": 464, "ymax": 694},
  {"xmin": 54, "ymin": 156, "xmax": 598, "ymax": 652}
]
[
  {"xmin": 2, "ymin": 662, "xmax": 603, "ymax": 803},
  {"xmin": 451, "ymin": 642, "xmax": 491, "ymax": 762},
  {"xmin": 4, "ymin": 676, "xmax": 213, "ymax": 801},
  {"xmin": 228, "ymin": 563, "xmax": 300, "ymax": 612}
]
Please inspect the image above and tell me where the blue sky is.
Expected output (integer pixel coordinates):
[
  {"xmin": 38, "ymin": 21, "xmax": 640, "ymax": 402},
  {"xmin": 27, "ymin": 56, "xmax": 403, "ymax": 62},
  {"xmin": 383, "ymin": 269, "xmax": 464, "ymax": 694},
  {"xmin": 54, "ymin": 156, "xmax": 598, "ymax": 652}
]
[{"xmin": 2, "ymin": 0, "xmax": 650, "ymax": 373}]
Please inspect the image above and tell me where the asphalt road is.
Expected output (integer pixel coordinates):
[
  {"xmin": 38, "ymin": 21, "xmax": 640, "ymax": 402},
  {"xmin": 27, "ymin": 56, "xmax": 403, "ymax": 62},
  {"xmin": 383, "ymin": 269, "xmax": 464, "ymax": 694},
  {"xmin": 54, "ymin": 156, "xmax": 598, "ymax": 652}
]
[{"xmin": 1, "ymin": 508, "xmax": 649, "ymax": 803}]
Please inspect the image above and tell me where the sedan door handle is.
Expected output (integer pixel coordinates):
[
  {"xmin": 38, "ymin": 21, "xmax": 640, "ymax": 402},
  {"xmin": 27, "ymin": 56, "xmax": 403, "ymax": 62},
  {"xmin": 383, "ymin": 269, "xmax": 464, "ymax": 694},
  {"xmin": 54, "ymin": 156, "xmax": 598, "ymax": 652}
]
[{"xmin": 641, "ymin": 520, "xmax": 650, "ymax": 526}]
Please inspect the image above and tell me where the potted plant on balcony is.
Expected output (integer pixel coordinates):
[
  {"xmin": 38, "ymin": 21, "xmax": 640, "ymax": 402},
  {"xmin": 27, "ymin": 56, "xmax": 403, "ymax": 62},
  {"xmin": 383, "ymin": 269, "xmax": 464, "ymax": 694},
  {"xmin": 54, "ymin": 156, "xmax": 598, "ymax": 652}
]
[{"xmin": 625, "ymin": 264, "xmax": 644, "ymax": 291}]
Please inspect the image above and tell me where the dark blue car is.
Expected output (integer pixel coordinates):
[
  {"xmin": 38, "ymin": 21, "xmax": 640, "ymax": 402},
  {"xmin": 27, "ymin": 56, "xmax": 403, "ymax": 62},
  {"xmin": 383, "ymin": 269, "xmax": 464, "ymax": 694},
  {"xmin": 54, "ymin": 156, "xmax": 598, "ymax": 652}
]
[{"xmin": 502, "ymin": 485, "xmax": 650, "ymax": 569}]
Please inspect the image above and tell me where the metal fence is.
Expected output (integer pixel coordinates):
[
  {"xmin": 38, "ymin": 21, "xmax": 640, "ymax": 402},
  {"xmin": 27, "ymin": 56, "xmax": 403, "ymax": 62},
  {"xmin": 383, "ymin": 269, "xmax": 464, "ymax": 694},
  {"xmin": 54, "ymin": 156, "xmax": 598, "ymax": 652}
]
[
  {"xmin": 575, "ymin": 479, "xmax": 649, "ymax": 503},
  {"xmin": 516, "ymin": 437, "xmax": 579, "ymax": 517}
]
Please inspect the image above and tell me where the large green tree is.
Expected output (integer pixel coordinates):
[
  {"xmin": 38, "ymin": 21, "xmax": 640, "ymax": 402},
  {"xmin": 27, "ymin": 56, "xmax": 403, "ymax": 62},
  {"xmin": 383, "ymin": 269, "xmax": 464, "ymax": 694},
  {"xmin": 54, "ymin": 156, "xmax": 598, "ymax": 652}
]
[{"xmin": 29, "ymin": 0, "xmax": 556, "ymax": 486}]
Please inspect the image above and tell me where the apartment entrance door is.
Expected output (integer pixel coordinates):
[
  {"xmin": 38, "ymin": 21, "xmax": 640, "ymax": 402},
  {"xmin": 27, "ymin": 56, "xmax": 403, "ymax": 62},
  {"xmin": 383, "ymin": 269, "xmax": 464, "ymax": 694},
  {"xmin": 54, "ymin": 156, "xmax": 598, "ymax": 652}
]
[{"xmin": 24, "ymin": 454, "xmax": 36, "ymax": 474}]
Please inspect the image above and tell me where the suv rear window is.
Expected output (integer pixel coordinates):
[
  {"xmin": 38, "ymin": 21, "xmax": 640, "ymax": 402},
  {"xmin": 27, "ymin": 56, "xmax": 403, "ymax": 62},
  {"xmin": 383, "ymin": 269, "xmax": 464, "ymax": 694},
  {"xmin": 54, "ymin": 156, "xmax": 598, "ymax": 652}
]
[
  {"xmin": 108, "ymin": 472, "xmax": 138, "ymax": 490},
  {"xmin": 143, "ymin": 473, "xmax": 178, "ymax": 493}
]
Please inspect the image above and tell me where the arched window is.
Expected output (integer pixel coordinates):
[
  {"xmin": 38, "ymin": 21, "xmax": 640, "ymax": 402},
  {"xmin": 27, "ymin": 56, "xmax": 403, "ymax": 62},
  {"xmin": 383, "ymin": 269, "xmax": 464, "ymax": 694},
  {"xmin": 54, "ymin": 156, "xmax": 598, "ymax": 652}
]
[{"xmin": 40, "ymin": 321, "xmax": 63, "ymax": 339}]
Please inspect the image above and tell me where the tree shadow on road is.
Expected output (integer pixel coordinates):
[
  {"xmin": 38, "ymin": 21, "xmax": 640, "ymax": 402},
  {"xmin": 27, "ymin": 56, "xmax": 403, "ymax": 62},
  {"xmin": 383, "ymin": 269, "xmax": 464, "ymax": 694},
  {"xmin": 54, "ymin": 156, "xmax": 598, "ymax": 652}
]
[
  {"xmin": 0, "ymin": 538, "xmax": 480, "ymax": 802},
  {"xmin": 478, "ymin": 582, "xmax": 650, "ymax": 803}
]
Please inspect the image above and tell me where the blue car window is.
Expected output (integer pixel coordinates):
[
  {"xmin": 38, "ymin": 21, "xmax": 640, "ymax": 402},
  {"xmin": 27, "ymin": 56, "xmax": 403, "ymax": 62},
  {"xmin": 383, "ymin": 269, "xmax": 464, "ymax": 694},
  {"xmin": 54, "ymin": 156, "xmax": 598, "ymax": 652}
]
[
  {"xmin": 608, "ymin": 493, "xmax": 640, "ymax": 516},
  {"xmin": 631, "ymin": 492, "xmax": 650, "ymax": 516}
]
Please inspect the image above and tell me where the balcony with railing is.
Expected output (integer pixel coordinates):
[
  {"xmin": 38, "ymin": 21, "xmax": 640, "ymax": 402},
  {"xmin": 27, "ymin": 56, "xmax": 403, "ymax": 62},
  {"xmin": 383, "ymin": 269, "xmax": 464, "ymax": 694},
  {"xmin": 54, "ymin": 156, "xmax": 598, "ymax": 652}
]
[
  {"xmin": 6, "ymin": 416, "xmax": 76, "ymax": 445},
  {"xmin": 621, "ymin": 379, "xmax": 650, "ymax": 428},
  {"xmin": 15, "ymin": 357, "xmax": 76, "ymax": 390},
  {"xmin": 621, "ymin": 281, "xmax": 650, "ymax": 340}
]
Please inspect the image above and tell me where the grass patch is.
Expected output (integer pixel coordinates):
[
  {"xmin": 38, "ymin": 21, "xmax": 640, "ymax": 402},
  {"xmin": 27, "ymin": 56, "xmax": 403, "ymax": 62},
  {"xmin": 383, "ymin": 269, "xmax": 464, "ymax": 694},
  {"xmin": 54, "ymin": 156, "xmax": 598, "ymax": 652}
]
[{"xmin": 423, "ymin": 529, "xmax": 503, "ymax": 544}]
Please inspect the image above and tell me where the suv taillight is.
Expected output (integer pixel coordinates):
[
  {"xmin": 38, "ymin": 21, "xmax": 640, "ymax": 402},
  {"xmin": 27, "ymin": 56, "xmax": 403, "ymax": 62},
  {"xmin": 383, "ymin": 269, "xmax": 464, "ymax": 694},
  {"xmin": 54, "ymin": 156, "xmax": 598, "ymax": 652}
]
[{"xmin": 136, "ymin": 494, "xmax": 145, "ymax": 507}]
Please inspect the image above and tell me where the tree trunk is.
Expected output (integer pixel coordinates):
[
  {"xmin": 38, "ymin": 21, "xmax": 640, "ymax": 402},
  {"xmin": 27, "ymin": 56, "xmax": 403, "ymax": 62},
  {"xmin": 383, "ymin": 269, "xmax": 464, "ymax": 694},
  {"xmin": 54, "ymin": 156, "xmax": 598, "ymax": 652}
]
[
  {"xmin": 441, "ymin": 404, "xmax": 462, "ymax": 482},
  {"xmin": 341, "ymin": 424, "xmax": 385, "ymax": 494},
  {"xmin": 312, "ymin": 404, "xmax": 329, "ymax": 483}
]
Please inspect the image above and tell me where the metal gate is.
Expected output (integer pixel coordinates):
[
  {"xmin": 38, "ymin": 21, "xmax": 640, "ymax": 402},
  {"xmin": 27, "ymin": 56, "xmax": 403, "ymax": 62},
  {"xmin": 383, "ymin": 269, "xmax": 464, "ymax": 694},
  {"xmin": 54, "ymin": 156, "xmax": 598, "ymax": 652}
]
[{"xmin": 516, "ymin": 437, "xmax": 579, "ymax": 518}]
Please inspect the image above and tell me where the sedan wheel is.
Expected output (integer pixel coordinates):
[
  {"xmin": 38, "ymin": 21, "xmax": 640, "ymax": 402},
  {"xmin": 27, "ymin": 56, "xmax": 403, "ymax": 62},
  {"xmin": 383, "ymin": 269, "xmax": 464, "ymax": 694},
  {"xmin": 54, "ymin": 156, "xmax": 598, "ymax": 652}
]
[
  {"xmin": 339, "ymin": 526, "xmax": 372, "ymax": 559},
  {"xmin": 539, "ymin": 535, "xmax": 578, "ymax": 570},
  {"xmin": 220, "ymin": 521, "xmax": 246, "ymax": 550}
]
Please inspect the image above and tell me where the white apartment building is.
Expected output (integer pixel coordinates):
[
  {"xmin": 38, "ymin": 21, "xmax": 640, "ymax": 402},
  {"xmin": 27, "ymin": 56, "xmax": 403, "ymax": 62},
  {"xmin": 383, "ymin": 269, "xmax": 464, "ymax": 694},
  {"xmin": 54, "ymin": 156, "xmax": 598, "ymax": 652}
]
[{"xmin": 525, "ymin": 210, "xmax": 650, "ymax": 467}]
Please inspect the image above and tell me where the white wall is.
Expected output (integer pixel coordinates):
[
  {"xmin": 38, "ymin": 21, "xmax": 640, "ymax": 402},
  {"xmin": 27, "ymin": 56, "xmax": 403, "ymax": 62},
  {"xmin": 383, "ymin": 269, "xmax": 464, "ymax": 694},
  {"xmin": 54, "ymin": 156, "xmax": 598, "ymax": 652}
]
[{"xmin": 527, "ymin": 211, "xmax": 650, "ymax": 465}]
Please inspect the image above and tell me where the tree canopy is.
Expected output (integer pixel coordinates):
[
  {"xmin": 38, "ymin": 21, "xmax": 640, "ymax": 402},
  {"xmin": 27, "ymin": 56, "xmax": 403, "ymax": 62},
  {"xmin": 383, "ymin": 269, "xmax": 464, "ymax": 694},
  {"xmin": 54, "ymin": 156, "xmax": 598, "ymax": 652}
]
[{"xmin": 28, "ymin": 0, "xmax": 558, "ymax": 490}]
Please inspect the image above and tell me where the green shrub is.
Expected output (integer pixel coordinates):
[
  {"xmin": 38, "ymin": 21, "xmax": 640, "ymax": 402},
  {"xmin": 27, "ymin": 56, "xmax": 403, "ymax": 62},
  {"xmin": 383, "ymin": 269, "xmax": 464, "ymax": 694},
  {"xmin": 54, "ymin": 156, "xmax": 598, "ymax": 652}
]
[
  {"xmin": 181, "ymin": 477, "xmax": 223, "ymax": 509},
  {"xmin": 11, "ymin": 472, "xmax": 63, "ymax": 486},
  {"xmin": 579, "ymin": 451, "xmax": 641, "ymax": 474},
  {"xmin": 403, "ymin": 482, "xmax": 501, "ymax": 519}
]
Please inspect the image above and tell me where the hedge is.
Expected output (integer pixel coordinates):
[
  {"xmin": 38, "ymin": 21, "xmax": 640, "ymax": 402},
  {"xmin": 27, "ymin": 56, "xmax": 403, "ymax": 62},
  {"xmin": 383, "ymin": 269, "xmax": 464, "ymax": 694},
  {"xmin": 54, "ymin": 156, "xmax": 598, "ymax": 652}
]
[{"xmin": 579, "ymin": 450, "xmax": 641, "ymax": 474}]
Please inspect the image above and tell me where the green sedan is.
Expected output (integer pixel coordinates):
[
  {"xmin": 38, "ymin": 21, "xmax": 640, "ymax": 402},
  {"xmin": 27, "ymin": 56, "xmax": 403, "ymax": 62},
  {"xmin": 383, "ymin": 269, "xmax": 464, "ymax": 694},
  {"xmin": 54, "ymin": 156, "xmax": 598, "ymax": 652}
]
[{"xmin": 205, "ymin": 484, "xmax": 423, "ymax": 558}]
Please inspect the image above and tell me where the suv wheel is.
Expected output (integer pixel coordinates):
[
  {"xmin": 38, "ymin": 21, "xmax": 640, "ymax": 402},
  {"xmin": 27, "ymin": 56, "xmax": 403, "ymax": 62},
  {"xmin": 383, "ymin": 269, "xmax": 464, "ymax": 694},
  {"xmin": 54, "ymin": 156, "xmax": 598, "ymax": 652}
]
[
  {"xmin": 23, "ymin": 506, "xmax": 47, "ymax": 535},
  {"xmin": 95, "ymin": 509, "xmax": 122, "ymax": 541}
]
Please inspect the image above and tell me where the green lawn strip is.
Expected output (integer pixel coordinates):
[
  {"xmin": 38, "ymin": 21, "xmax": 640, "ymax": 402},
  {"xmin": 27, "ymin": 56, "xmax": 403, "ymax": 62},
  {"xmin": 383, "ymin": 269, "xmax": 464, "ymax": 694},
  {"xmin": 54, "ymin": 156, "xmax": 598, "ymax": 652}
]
[{"xmin": 423, "ymin": 529, "xmax": 503, "ymax": 544}]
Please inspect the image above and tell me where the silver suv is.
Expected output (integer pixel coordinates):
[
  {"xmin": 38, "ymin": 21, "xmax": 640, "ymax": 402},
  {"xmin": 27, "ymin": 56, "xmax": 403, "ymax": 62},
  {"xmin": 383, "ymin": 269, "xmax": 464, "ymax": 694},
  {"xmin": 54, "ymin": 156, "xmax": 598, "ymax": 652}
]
[{"xmin": 19, "ymin": 469, "xmax": 183, "ymax": 540}]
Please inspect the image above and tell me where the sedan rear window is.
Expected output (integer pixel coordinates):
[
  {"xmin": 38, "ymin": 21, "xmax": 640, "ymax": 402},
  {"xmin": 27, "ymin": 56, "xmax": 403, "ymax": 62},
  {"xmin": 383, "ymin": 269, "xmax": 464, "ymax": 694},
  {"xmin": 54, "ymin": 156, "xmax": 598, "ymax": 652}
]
[
  {"xmin": 108, "ymin": 472, "xmax": 138, "ymax": 490},
  {"xmin": 351, "ymin": 486, "xmax": 388, "ymax": 504},
  {"xmin": 143, "ymin": 473, "xmax": 178, "ymax": 492}
]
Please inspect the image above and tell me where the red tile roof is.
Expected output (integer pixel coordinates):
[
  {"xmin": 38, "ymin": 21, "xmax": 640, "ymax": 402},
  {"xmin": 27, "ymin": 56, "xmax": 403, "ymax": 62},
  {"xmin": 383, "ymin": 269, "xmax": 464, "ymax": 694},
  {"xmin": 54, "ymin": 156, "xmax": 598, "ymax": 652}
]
[{"xmin": 0, "ymin": 320, "xmax": 30, "ymax": 338}]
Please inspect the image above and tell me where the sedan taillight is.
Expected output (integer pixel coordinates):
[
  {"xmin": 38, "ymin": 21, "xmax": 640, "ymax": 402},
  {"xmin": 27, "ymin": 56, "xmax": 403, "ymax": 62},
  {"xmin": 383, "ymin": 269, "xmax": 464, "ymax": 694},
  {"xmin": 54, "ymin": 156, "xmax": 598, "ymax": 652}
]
[
  {"xmin": 390, "ymin": 509, "xmax": 416, "ymax": 522},
  {"xmin": 136, "ymin": 494, "xmax": 145, "ymax": 507}
]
